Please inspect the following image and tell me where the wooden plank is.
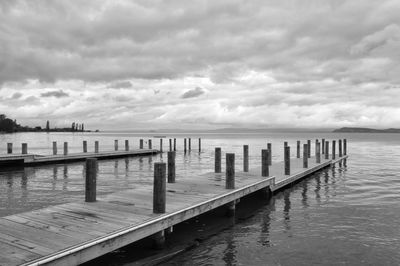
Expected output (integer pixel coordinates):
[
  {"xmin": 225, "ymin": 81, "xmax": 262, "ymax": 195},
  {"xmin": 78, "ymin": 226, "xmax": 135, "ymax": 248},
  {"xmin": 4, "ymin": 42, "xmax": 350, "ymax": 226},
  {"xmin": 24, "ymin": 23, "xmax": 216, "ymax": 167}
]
[{"xmin": 0, "ymin": 239, "xmax": 41, "ymax": 265}]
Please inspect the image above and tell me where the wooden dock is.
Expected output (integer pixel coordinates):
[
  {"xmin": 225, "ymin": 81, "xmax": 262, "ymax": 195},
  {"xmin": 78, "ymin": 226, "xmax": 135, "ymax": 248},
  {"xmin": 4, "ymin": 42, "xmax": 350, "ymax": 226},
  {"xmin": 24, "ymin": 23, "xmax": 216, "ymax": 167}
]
[
  {"xmin": 0, "ymin": 149, "xmax": 159, "ymax": 167},
  {"xmin": 0, "ymin": 152, "xmax": 347, "ymax": 266}
]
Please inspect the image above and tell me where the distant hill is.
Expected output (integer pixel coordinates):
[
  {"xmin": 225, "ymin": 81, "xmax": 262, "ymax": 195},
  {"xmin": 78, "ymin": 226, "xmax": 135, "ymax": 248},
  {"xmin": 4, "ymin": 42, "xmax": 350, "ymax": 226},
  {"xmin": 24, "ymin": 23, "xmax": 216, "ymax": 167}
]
[{"xmin": 333, "ymin": 127, "xmax": 400, "ymax": 133}]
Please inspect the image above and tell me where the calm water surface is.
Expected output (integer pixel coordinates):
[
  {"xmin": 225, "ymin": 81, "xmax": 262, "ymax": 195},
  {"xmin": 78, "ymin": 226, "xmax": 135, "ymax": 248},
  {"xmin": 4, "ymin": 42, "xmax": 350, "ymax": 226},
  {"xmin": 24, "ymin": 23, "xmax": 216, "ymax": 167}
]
[{"xmin": 0, "ymin": 132, "xmax": 399, "ymax": 265}]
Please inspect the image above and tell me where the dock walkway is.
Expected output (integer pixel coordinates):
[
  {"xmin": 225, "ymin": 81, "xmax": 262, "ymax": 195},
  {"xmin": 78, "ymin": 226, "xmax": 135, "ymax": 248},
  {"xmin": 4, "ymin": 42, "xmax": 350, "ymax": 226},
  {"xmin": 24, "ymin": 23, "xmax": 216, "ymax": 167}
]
[{"xmin": 0, "ymin": 154, "xmax": 347, "ymax": 265}]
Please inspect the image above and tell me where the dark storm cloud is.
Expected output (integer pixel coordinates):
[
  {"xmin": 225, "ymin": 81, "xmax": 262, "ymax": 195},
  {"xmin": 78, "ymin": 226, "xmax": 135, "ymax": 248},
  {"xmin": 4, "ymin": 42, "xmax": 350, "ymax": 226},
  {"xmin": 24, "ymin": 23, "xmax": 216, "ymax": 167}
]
[
  {"xmin": 40, "ymin": 90, "xmax": 69, "ymax": 98},
  {"xmin": 181, "ymin": 87, "xmax": 205, "ymax": 99}
]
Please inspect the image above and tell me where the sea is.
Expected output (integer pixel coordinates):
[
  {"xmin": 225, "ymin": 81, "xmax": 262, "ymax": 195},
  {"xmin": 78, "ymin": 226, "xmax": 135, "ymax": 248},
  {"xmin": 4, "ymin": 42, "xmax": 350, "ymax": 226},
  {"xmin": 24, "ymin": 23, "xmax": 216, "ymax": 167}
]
[{"xmin": 0, "ymin": 131, "xmax": 399, "ymax": 265}]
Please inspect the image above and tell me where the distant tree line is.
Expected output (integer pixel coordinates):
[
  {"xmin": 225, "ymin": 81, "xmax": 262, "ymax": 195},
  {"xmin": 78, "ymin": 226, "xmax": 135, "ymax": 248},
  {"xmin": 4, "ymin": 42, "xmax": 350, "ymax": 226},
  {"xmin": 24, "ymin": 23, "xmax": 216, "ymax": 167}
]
[{"xmin": 0, "ymin": 114, "xmax": 91, "ymax": 133}]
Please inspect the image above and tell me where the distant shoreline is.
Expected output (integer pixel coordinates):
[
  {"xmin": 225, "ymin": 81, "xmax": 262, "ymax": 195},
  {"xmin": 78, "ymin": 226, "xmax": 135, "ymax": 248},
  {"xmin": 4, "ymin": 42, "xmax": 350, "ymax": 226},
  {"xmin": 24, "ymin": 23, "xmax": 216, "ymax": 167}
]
[{"xmin": 333, "ymin": 127, "xmax": 400, "ymax": 133}]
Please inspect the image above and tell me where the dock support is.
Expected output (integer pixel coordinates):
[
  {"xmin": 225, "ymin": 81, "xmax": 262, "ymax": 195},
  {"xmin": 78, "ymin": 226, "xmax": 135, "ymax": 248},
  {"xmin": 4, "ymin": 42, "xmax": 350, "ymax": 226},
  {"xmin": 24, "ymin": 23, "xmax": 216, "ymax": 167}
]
[
  {"xmin": 85, "ymin": 158, "xmax": 97, "ymax": 202},
  {"xmin": 284, "ymin": 141, "xmax": 288, "ymax": 147},
  {"xmin": 322, "ymin": 139, "xmax": 325, "ymax": 154},
  {"xmin": 140, "ymin": 139, "xmax": 143, "ymax": 149},
  {"xmin": 167, "ymin": 151, "xmax": 175, "ymax": 183},
  {"xmin": 125, "ymin": 140, "xmax": 129, "ymax": 151},
  {"xmin": 226, "ymin": 153, "xmax": 235, "ymax": 189},
  {"xmin": 52, "ymin": 142, "xmax": 57, "ymax": 155},
  {"xmin": 261, "ymin": 149, "xmax": 269, "ymax": 177},
  {"xmin": 64, "ymin": 142, "xmax": 68, "ymax": 156},
  {"xmin": 325, "ymin": 141, "xmax": 329, "ymax": 160},
  {"xmin": 284, "ymin": 146, "xmax": 290, "ymax": 175},
  {"xmin": 199, "ymin": 138, "xmax": 201, "ymax": 152},
  {"xmin": 307, "ymin": 140, "xmax": 311, "ymax": 158},
  {"xmin": 339, "ymin": 139, "xmax": 342, "ymax": 157},
  {"xmin": 344, "ymin": 139, "xmax": 347, "ymax": 155},
  {"xmin": 267, "ymin": 143, "xmax": 272, "ymax": 165},
  {"xmin": 169, "ymin": 139, "xmax": 172, "ymax": 151},
  {"xmin": 160, "ymin": 139, "xmax": 163, "ymax": 152},
  {"xmin": 332, "ymin": 140, "xmax": 336, "ymax": 160},
  {"xmin": 296, "ymin": 141, "xmax": 300, "ymax": 158},
  {"xmin": 7, "ymin": 143, "xmax": 12, "ymax": 154},
  {"xmin": 215, "ymin": 147, "xmax": 221, "ymax": 173},
  {"xmin": 21, "ymin": 143, "xmax": 28, "ymax": 154},
  {"xmin": 174, "ymin": 138, "xmax": 176, "ymax": 151},
  {"xmin": 303, "ymin": 144, "xmax": 308, "ymax": 168},
  {"xmin": 114, "ymin": 140, "xmax": 118, "ymax": 151},
  {"xmin": 152, "ymin": 231, "xmax": 165, "ymax": 250},
  {"xmin": 184, "ymin": 138, "xmax": 187, "ymax": 153},
  {"xmin": 149, "ymin": 139, "xmax": 152, "ymax": 149},
  {"xmin": 189, "ymin": 138, "xmax": 191, "ymax": 151},
  {"xmin": 316, "ymin": 142, "xmax": 321, "ymax": 163},
  {"xmin": 83, "ymin": 141, "xmax": 87, "ymax": 153},
  {"xmin": 153, "ymin": 162, "xmax": 166, "ymax": 213},
  {"xmin": 243, "ymin": 145, "xmax": 249, "ymax": 172},
  {"xmin": 315, "ymin": 139, "xmax": 318, "ymax": 157},
  {"xmin": 95, "ymin": 141, "xmax": 99, "ymax": 153}
]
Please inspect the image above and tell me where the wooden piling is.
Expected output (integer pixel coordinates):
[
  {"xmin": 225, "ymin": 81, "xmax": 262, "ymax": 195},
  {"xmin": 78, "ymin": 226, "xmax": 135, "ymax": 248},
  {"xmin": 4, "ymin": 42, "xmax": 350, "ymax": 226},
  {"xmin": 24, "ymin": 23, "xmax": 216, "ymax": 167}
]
[
  {"xmin": 21, "ymin": 143, "xmax": 28, "ymax": 154},
  {"xmin": 243, "ymin": 145, "xmax": 249, "ymax": 172},
  {"xmin": 226, "ymin": 153, "xmax": 235, "ymax": 189},
  {"xmin": 188, "ymin": 138, "xmax": 191, "ymax": 151},
  {"xmin": 169, "ymin": 139, "xmax": 172, "ymax": 151},
  {"xmin": 315, "ymin": 139, "xmax": 318, "ymax": 157},
  {"xmin": 160, "ymin": 139, "xmax": 163, "ymax": 152},
  {"xmin": 7, "ymin": 143, "xmax": 12, "ymax": 154},
  {"xmin": 94, "ymin": 141, "xmax": 99, "ymax": 153},
  {"xmin": 215, "ymin": 147, "xmax": 221, "ymax": 173},
  {"xmin": 199, "ymin": 138, "xmax": 201, "ymax": 152},
  {"xmin": 261, "ymin": 149, "xmax": 269, "ymax": 177},
  {"xmin": 325, "ymin": 141, "xmax": 329, "ymax": 160},
  {"xmin": 303, "ymin": 144, "xmax": 308, "ymax": 168},
  {"xmin": 173, "ymin": 138, "xmax": 176, "ymax": 151},
  {"xmin": 284, "ymin": 146, "xmax": 290, "ymax": 175},
  {"xmin": 339, "ymin": 139, "xmax": 342, "ymax": 157},
  {"xmin": 322, "ymin": 139, "xmax": 325, "ymax": 154},
  {"xmin": 284, "ymin": 141, "xmax": 288, "ymax": 147},
  {"xmin": 167, "ymin": 151, "xmax": 175, "ymax": 183},
  {"xmin": 267, "ymin": 143, "xmax": 272, "ymax": 165},
  {"xmin": 344, "ymin": 139, "xmax": 347, "ymax": 155},
  {"xmin": 114, "ymin": 140, "xmax": 118, "ymax": 151},
  {"xmin": 125, "ymin": 140, "xmax": 129, "ymax": 151},
  {"xmin": 332, "ymin": 140, "xmax": 336, "ymax": 160},
  {"xmin": 296, "ymin": 141, "xmax": 300, "ymax": 158},
  {"xmin": 85, "ymin": 158, "xmax": 97, "ymax": 202},
  {"xmin": 316, "ymin": 142, "xmax": 321, "ymax": 163},
  {"xmin": 307, "ymin": 140, "xmax": 311, "ymax": 158},
  {"xmin": 149, "ymin": 139, "xmax": 152, "ymax": 149},
  {"xmin": 83, "ymin": 141, "xmax": 87, "ymax": 153},
  {"xmin": 52, "ymin": 142, "xmax": 57, "ymax": 155},
  {"xmin": 140, "ymin": 139, "xmax": 144, "ymax": 149},
  {"xmin": 184, "ymin": 138, "xmax": 187, "ymax": 153},
  {"xmin": 153, "ymin": 162, "xmax": 166, "ymax": 214},
  {"xmin": 64, "ymin": 142, "xmax": 68, "ymax": 156}
]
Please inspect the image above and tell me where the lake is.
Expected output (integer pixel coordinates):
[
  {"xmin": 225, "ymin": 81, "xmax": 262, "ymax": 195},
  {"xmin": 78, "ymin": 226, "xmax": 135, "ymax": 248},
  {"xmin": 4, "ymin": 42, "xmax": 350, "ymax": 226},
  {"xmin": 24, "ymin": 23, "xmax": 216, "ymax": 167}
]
[{"xmin": 0, "ymin": 131, "xmax": 399, "ymax": 265}]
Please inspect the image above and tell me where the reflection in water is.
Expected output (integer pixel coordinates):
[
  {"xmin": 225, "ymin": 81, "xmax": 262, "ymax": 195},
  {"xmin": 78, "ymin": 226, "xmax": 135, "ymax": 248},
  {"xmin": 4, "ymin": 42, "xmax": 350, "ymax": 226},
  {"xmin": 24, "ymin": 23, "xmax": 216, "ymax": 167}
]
[
  {"xmin": 315, "ymin": 175, "xmax": 321, "ymax": 203},
  {"xmin": 259, "ymin": 197, "xmax": 274, "ymax": 246},
  {"xmin": 301, "ymin": 181, "xmax": 309, "ymax": 208},
  {"xmin": 222, "ymin": 227, "xmax": 237, "ymax": 265},
  {"xmin": 114, "ymin": 161, "xmax": 119, "ymax": 178},
  {"xmin": 283, "ymin": 190, "xmax": 291, "ymax": 232},
  {"xmin": 139, "ymin": 158, "xmax": 143, "ymax": 171}
]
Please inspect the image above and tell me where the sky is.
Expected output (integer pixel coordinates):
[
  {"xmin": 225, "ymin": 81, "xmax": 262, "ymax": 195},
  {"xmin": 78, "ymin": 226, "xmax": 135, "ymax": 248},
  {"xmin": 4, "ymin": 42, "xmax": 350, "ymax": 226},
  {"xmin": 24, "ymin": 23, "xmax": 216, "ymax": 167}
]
[{"xmin": 1, "ymin": 0, "xmax": 400, "ymax": 130}]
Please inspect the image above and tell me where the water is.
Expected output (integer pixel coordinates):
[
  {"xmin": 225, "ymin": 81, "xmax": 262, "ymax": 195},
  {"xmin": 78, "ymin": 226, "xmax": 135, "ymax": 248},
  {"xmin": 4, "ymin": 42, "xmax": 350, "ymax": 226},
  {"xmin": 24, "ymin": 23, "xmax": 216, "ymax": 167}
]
[{"xmin": 1, "ymin": 131, "xmax": 400, "ymax": 265}]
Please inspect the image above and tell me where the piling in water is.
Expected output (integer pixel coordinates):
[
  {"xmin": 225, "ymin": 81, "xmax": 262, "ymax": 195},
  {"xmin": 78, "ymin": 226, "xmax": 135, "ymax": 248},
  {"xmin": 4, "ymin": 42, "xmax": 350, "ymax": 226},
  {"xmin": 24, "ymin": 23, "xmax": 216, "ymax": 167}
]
[
  {"xmin": 243, "ymin": 145, "xmax": 249, "ymax": 172},
  {"xmin": 284, "ymin": 146, "xmax": 290, "ymax": 175},
  {"xmin": 261, "ymin": 149, "xmax": 269, "ymax": 177},
  {"xmin": 85, "ymin": 158, "xmax": 97, "ymax": 202},
  {"xmin": 226, "ymin": 153, "xmax": 235, "ymax": 189},
  {"xmin": 7, "ymin": 143, "xmax": 12, "ymax": 154},
  {"xmin": 64, "ymin": 142, "xmax": 68, "ymax": 156},
  {"xmin": 149, "ymin": 139, "xmax": 152, "ymax": 149},
  {"xmin": 339, "ymin": 139, "xmax": 342, "ymax": 157},
  {"xmin": 199, "ymin": 138, "xmax": 201, "ymax": 152},
  {"xmin": 307, "ymin": 140, "xmax": 311, "ymax": 158},
  {"xmin": 316, "ymin": 142, "xmax": 321, "ymax": 163},
  {"xmin": 153, "ymin": 162, "xmax": 166, "ymax": 213},
  {"xmin": 160, "ymin": 139, "xmax": 163, "ymax": 152},
  {"xmin": 267, "ymin": 143, "xmax": 272, "ymax": 165},
  {"xmin": 125, "ymin": 140, "xmax": 129, "ymax": 151},
  {"xmin": 83, "ymin": 141, "xmax": 87, "ymax": 153},
  {"xmin": 140, "ymin": 139, "xmax": 144, "ymax": 149},
  {"xmin": 184, "ymin": 138, "xmax": 187, "ymax": 153},
  {"xmin": 322, "ymin": 138, "xmax": 325, "ymax": 154},
  {"xmin": 52, "ymin": 141, "xmax": 57, "ymax": 155},
  {"xmin": 114, "ymin": 140, "xmax": 118, "ymax": 151},
  {"xmin": 95, "ymin": 141, "xmax": 99, "ymax": 153},
  {"xmin": 174, "ymin": 138, "xmax": 176, "ymax": 151},
  {"xmin": 303, "ymin": 144, "xmax": 308, "ymax": 168},
  {"xmin": 332, "ymin": 140, "xmax": 336, "ymax": 160},
  {"xmin": 344, "ymin": 139, "xmax": 347, "ymax": 155},
  {"xmin": 167, "ymin": 151, "xmax": 175, "ymax": 183},
  {"xmin": 189, "ymin": 138, "xmax": 191, "ymax": 151},
  {"xmin": 325, "ymin": 141, "xmax": 329, "ymax": 160},
  {"xmin": 21, "ymin": 143, "xmax": 28, "ymax": 154},
  {"xmin": 296, "ymin": 141, "xmax": 300, "ymax": 158},
  {"xmin": 169, "ymin": 139, "xmax": 172, "ymax": 151},
  {"xmin": 215, "ymin": 147, "xmax": 221, "ymax": 173}
]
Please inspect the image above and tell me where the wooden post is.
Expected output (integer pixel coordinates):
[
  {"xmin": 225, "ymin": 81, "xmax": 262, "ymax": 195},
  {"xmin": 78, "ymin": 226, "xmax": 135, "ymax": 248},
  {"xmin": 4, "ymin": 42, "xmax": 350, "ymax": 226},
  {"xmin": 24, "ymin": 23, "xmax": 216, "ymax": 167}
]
[
  {"xmin": 322, "ymin": 139, "xmax": 325, "ymax": 154},
  {"xmin": 332, "ymin": 140, "xmax": 336, "ymax": 160},
  {"xmin": 215, "ymin": 147, "xmax": 221, "ymax": 173},
  {"xmin": 303, "ymin": 144, "xmax": 308, "ymax": 168},
  {"xmin": 64, "ymin": 142, "xmax": 68, "ymax": 155},
  {"xmin": 21, "ymin": 143, "xmax": 28, "ymax": 154},
  {"xmin": 296, "ymin": 141, "xmax": 300, "ymax": 158},
  {"xmin": 169, "ymin": 139, "xmax": 172, "ymax": 151},
  {"xmin": 188, "ymin": 138, "xmax": 191, "ymax": 151},
  {"xmin": 184, "ymin": 138, "xmax": 187, "ymax": 153},
  {"xmin": 226, "ymin": 153, "xmax": 235, "ymax": 189},
  {"xmin": 140, "ymin": 139, "xmax": 144, "ymax": 149},
  {"xmin": 167, "ymin": 151, "xmax": 175, "ymax": 183},
  {"xmin": 267, "ymin": 143, "xmax": 272, "ymax": 165},
  {"xmin": 243, "ymin": 145, "xmax": 249, "ymax": 172},
  {"xmin": 52, "ymin": 141, "xmax": 57, "ymax": 155},
  {"xmin": 315, "ymin": 139, "xmax": 318, "ymax": 157},
  {"xmin": 261, "ymin": 149, "xmax": 269, "ymax": 177},
  {"xmin": 160, "ymin": 139, "xmax": 163, "ymax": 152},
  {"xmin": 114, "ymin": 140, "xmax": 118, "ymax": 151},
  {"xmin": 199, "ymin": 138, "xmax": 201, "ymax": 152},
  {"xmin": 316, "ymin": 142, "xmax": 321, "ymax": 163},
  {"xmin": 125, "ymin": 140, "xmax": 129, "ymax": 151},
  {"xmin": 94, "ymin": 141, "xmax": 99, "ymax": 153},
  {"xmin": 307, "ymin": 140, "xmax": 311, "ymax": 158},
  {"xmin": 339, "ymin": 139, "xmax": 342, "ymax": 157},
  {"xmin": 149, "ymin": 139, "xmax": 152, "ymax": 149},
  {"xmin": 284, "ymin": 146, "xmax": 290, "ymax": 175},
  {"xmin": 85, "ymin": 158, "xmax": 97, "ymax": 202},
  {"xmin": 284, "ymin": 141, "xmax": 288, "ymax": 147},
  {"xmin": 325, "ymin": 141, "xmax": 329, "ymax": 159},
  {"xmin": 173, "ymin": 138, "xmax": 176, "ymax": 151},
  {"xmin": 83, "ymin": 141, "xmax": 87, "ymax": 153},
  {"xmin": 344, "ymin": 139, "xmax": 347, "ymax": 155},
  {"xmin": 7, "ymin": 143, "xmax": 12, "ymax": 154},
  {"xmin": 153, "ymin": 162, "xmax": 166, "ymax": 213}
]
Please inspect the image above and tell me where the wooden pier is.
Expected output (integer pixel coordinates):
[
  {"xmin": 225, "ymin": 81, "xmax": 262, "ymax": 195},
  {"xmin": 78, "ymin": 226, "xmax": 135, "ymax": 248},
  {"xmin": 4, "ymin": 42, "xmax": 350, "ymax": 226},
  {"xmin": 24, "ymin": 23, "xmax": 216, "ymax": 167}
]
[{"xmin": 0, "ymin": 140, "xmax": 348, "ymax": 266}]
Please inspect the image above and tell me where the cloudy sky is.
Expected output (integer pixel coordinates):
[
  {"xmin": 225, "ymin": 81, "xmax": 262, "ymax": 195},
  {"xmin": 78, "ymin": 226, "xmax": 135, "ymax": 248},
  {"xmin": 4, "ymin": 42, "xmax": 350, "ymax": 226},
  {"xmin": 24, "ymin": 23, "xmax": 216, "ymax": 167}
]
[{"xmin": 1, "ymin": 0, "xmax": 400, "ymax": 130}]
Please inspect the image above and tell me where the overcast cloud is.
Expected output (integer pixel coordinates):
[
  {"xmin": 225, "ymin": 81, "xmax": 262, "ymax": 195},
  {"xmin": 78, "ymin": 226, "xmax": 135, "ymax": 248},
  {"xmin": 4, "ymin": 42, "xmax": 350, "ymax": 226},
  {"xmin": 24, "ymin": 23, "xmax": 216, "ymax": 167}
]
[{"xmin": 1, "ymin": 0, "xmax": 400, "ymax": 130}]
